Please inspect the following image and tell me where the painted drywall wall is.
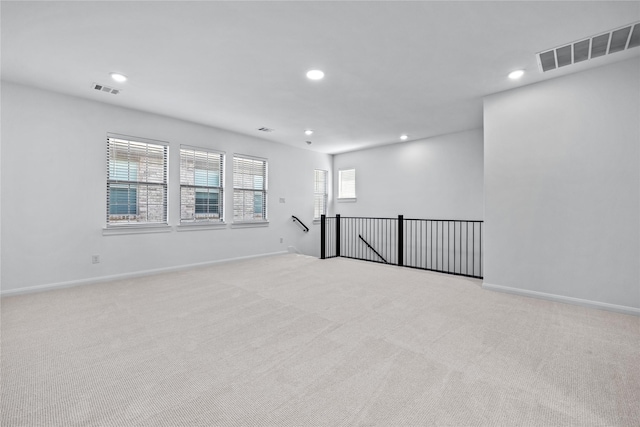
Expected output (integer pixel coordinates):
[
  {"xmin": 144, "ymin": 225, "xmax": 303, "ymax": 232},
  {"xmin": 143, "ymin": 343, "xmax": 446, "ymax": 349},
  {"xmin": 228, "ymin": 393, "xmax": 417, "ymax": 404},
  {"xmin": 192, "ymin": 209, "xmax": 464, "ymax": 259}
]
[
  {"xmin": 484, "ymin": 57, "xmax": 640, "ymax": 311},
  {"xmin": 332, "ymin": 129, "xmax": 484, "ymax": 219},
  {"xmin": 1, "ymin": 82, "xmax": 331, "ymax": 293}
]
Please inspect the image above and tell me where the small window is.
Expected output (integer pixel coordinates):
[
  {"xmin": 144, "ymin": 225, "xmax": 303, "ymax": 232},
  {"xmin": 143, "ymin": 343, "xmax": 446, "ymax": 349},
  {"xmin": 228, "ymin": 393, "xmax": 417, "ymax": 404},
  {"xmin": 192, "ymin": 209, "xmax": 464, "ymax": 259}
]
[
  {"xmin": 314, "ymin": 169, "xmax": 328, "ymax": 218},
  {"xmin": 233, "ymin": 155, "xmax": 268, "ymax": 222},
  {"xmin": 107, "ymin": 135, "xmax": 168, "ymax": 226},
  {"xmin": 338, "ymin": 168, "xmax": 356, "ymax": 199},
  {"xmin": 180, "ymin": 146, "xmax": 224, "ymax": 223}
]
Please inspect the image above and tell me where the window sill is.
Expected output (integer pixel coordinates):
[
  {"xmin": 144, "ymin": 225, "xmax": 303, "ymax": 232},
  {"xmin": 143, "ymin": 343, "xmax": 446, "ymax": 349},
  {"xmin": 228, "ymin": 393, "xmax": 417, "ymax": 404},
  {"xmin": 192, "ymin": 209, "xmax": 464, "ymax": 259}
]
[
  {"xmin": 337, "ymin": 197, "xmax": 357, "ymax": 203},
  {"xmin": 103, "ymin": 224, "xmax": 172, "ymax": 236},
  {"xmin": 231, "ymin": 221, "xmax": 269, "ymax": 229},
  {"xmin": 176, "ymin": 222, "xmax": 227, "ymax": 232}
]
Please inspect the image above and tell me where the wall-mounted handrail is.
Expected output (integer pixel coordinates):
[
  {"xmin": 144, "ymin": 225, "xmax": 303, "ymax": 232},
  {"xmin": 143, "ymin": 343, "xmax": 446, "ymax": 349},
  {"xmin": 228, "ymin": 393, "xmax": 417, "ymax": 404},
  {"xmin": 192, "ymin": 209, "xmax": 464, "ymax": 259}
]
[
  {"xmin": 358, "ymin": 234, "xmax": 388, "ymax": 264},
  {"xmin": 291, "ymin": 215, "xmax": 309, "ymax": 232}
]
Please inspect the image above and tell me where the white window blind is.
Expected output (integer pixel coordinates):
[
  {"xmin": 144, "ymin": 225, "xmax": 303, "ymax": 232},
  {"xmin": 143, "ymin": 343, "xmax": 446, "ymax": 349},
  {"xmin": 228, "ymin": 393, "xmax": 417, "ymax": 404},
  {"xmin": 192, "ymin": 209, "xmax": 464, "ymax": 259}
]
[
  {"xmin": 180, "ymin": 146, "xmax": 224, "ymax": 223},
  {"xmin": 233, "ymin": 155, "xmax": 267, "ymax": 222},
  {"xmin": 314, "ymin": 169, "xmax": 328, "ymax": 218},
  {"xmin": 338, "ymin": 169, "xmax": 356, "ymax": 199},
  {"xmin": 107, "ymin": 135, "xmax": 168, "ymax": 226}
]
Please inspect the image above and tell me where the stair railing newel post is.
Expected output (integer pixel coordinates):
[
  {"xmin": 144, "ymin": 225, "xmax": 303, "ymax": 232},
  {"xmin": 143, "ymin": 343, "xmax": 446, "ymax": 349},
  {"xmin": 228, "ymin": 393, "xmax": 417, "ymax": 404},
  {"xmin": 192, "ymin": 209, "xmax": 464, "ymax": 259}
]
[
  {"xmin": 320, "ymin": 215, "xmax": 326, "ymax": 259},
  {"xmin": 335, "ymin": 214, "xmax": 341, "ymax": 258},
  {"xmin": 397, "ymin": 215, "xmax": 404, "ymax": 267}
]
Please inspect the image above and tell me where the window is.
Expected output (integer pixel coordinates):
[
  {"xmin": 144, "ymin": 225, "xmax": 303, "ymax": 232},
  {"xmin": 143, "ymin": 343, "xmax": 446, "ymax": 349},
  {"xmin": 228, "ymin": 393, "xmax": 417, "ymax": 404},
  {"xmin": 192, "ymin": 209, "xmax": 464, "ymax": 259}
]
[
  {"xmin": 233, "ymin": 155, "xmax": 267, "ymax": 222},
  {"xmin": 107, "ymin": 135, "xmax": 168, "ymax": 226},
  {"xmin": 338, "ymin": 168, "xmax": 356, "ymax": 199},
  {"xmin": 314, "ymin": 169, "xmax": 328, "ymax": 219},
  {"xmin": 180, "ymin": 146, "xmax": 224, "ymax": 223}
]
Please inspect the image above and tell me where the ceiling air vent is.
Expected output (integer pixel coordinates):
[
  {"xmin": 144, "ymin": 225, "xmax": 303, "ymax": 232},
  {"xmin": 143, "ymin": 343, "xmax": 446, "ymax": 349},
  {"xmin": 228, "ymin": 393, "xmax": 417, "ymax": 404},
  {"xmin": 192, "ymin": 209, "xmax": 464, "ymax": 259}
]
[
  {"xmin": 257, "ymin": 127, "xmax": 274, "ymax": 132},
  {"xmin": 92, "ymin": 82, "xmax": 120, "ymax": 95},
  {"xmin": 537, "ymin": 22, "xmax": 640, "ymax": 72}
]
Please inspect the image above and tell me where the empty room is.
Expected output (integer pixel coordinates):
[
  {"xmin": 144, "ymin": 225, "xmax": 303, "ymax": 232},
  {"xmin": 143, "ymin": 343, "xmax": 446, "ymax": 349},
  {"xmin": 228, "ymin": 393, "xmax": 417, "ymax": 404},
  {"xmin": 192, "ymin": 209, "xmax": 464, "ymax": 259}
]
[{"xmin": 1, "ymin": 1, "xmax": 639, "ymax": 426}]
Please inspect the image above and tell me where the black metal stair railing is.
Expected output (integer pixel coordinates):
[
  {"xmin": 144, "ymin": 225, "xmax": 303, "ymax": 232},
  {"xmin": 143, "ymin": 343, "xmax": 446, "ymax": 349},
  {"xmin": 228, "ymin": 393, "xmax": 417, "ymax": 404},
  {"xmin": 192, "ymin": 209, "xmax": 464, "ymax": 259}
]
[
  {"xmin": 320, "ymin": 214, "xmax": 483, "ymax": 279},
  {"xmin": 358, "ymin": 234, "xmax": 388, "ymax": 264}
]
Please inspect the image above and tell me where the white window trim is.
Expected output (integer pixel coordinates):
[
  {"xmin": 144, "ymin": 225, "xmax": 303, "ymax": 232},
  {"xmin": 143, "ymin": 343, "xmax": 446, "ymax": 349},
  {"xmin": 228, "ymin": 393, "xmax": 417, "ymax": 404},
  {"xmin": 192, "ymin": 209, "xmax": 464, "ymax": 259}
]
[
  {"xmin": 314, "ymin": 169, "xmax": 328, "ymax": 219},
  {"xmin": 105, "ymin": 133, "xmax": 170, "ymax": 230},
  {"xmin": 179, "ymin": 145, "xmax": 225, "ymax": 225},
  {"xmin": 232, "ymin": 154, "xmax": 268, "ymax": 224},
  {"xmin": 230, "ymin": 221, "xmax": 269, "ymax": 229},
  {"xmin": 102, "ymin": 224, "xmax": 172, "ymax": 236},
  {"xmin": 338, "ymin": 168, "xmax": 357, "ymax": 201},
  {"xmin": 176, "ymin": 222, "xmax": 227, "ymax": 232}
]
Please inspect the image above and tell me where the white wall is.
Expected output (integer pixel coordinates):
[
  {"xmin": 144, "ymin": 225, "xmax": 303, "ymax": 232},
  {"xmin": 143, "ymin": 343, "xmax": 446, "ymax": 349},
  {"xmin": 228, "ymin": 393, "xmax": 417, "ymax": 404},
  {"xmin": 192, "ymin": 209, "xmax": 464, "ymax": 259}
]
[
  {"xmin": 332, "ymin": 129, "xmax": 484, "ymax": 219},
  {"xmin": 1, "ymin": 82, "xmax": 331, "ymax": 294},
  {"xmin": 484, "ymin": 57, "xmax": 640, "ymax": 312}
]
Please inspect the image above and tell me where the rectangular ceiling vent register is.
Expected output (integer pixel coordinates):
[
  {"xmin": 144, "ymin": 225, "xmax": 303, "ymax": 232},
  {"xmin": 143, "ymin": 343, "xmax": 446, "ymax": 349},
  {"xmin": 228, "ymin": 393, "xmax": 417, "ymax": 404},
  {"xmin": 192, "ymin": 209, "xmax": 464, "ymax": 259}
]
[
  {"xmin": 92, "ymin": 83, "xmax": 120, "ymax": 95},
  {"xmin": 537, "ymin": 22, "xmax": 640, "ymax": 72}
]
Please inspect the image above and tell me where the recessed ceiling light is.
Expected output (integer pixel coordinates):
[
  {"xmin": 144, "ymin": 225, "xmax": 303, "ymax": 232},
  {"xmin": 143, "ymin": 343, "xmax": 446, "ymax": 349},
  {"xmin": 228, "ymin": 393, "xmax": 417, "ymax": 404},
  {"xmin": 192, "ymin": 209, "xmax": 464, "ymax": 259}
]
[
  {"xmin": 508, "ymin": 70, "xmax": 525, "ymax": 80},
  {"xmin": 306, "ymin": 70, "xmax": 325, "ymax": 80},
  {"xmin": 400, "ymin": 134, "xmax": 408, "ymax": 141},
  {"xmin": 304, "ymin": 129, "xmax": 314, "ymax": 136},
  {"xmin": 110, "ymin": 72, "xmax": 128, "ymax": 83}
]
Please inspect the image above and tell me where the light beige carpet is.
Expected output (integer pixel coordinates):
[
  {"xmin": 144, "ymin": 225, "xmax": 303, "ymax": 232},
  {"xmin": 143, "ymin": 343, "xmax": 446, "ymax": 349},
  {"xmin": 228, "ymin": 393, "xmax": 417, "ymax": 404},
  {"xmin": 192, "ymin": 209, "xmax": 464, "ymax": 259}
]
[{"xmin": 1, "ymin": 254, "xmax": 639, "ymax": 426}]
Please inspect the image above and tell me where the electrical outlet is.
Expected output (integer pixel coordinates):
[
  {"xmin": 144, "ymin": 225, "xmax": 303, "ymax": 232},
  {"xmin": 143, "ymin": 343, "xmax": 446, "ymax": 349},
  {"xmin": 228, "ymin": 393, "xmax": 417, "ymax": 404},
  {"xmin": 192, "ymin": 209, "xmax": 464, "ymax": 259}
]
[
  {"xmin": 92, "ymin": 255, "xmax": 100, "ymax": 264},
  {"xmin": 280, "ymin": 237, "xmax": 284, "ymax": 243},
  {"xmin": 279, "ymin": 197, "xmax": 285, "ymax": 203}
]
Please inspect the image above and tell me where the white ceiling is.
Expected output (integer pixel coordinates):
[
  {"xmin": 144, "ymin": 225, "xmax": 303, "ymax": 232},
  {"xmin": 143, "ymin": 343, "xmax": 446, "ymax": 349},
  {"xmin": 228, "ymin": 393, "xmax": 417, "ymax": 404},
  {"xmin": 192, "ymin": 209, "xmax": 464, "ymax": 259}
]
[{"xmin": 2, "ymin": 1, "xmax": 639, "ymax": 154}]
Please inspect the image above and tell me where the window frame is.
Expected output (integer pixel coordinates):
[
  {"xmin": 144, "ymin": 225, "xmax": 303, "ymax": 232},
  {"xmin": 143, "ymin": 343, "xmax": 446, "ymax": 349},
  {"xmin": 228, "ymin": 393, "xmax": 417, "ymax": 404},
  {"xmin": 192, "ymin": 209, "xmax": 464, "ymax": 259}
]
[
  {"xmin": 314, "ymin": 169, "xmax": 328, "ymax": 219},
  {"xmin": 179, "ymin": 145, "xmax": 225, "ymax": 225},
  {"xmin": 338, "ymin": 168, "xmax": 356, "ymax": 201},
  {"xmin": 106, "ymin": 133, "xmax": 169, "ymax": 228},
  {"xmin": 232, "ymin": 154, "xmax": 268, "ymax": 224}
]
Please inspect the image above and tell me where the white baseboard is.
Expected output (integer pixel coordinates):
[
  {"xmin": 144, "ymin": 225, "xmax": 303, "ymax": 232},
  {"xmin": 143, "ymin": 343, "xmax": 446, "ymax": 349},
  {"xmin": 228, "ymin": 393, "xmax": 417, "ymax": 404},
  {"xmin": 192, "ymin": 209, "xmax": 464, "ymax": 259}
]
[
  {"xmin": 1, "ymin": 251, "xmax": 289, "ymax": 297},
  {"xmin": 482, "ymin": 282, "xmax": 640, "ymax": 317}
]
